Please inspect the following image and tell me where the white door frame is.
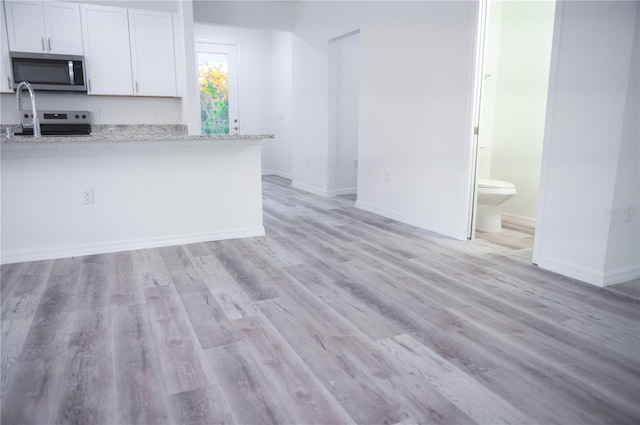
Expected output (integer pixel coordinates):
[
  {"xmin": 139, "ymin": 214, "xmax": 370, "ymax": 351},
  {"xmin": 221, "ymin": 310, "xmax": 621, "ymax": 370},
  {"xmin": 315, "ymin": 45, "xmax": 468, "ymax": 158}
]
[{"xmin": 466, "ymin": 0, "xmax": 489, "ymax": 240}]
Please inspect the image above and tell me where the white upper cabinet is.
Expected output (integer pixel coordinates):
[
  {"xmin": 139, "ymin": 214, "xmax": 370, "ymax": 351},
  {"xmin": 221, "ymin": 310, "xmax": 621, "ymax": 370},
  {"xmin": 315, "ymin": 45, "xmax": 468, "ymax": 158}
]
[
  {"xmin": 5, "ymin": 1, "xmax": 83, "ymax": 55},
  {"xmin": 80, "ymin": 4, "xmax": 133, "ymax": 95},
  {"xmin": 1, "ymin": 2, "xmax": 14, "ymax": 93},
  {"xmin": 128, "ymin": 9, "xmax": 177, "ymax": 97},
  {"xmin": 42, "ymin": 2, "xmax": 84, "ymax": 54}
]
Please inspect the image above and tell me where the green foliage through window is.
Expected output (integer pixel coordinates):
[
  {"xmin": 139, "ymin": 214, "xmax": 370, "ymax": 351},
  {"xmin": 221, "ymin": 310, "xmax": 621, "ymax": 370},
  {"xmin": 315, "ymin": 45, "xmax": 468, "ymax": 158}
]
[{"xmin": 199, "ymin": 61, "xmax": 229, "ymax": 134}]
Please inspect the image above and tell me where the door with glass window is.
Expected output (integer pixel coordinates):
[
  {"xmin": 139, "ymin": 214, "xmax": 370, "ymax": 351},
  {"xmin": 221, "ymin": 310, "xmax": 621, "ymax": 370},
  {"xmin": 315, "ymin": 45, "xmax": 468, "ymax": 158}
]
[{"xmin": 195, "ymin": 43, "xmax": 239, "ymax": 135}]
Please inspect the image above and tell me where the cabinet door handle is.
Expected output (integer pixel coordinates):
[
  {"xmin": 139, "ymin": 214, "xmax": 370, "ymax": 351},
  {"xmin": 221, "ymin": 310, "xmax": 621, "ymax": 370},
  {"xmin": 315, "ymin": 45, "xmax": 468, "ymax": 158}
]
[
  {"xmin": 48, "ymin": 37, "xmax": 52, "ymax": 52},
  {"xmin": 41, "ymin": 37, "xmax": 45, "ymax": 52},
  {"xmin": 88, "ymin": 79, "xmax": 92, "ymax": 92},
  {"xmin": 135, "ymin": 81, "xmax": 139, "ymax": 94},
  {"xmin": 7, "ymin": 77, "xmax": 11, "ymax": 90}
]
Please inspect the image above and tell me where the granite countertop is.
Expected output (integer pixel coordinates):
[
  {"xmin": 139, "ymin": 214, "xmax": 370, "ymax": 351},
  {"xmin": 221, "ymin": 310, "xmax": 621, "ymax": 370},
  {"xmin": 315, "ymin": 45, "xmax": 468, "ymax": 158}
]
[{"xmin": 1, "ymin": 124, "xmax": 274, "ymax": 144}]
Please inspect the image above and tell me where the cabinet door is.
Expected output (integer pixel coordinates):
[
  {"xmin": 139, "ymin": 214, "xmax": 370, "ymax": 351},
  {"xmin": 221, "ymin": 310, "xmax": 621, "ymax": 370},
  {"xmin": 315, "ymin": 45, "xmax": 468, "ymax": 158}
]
[
  {"xmin": 43, "ymin": 2, "xmax": 83, "ymax": 55},
  {"xmin": 5, "ymin": 0, "xmax": 46, "ymax": 53},
  {"xmin": 128, "ymin": 9, "xmax": 176, "ymax": 97},
  {"xmin": 1, "ymin": 2, "xmax": 15, "ymax": 92},
  {"xmin": 80, "ymin": 4, "xmax": 133, "ymax": 95}
]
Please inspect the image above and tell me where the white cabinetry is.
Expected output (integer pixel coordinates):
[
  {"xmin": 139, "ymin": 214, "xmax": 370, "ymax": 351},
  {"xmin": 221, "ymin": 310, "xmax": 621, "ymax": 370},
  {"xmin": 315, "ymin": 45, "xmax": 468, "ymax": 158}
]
[
  {"xmin": 80, "ymin": 5, "xmax": 177, "ymax": 97},
  {"xmin": 128, "ymin": 9, "xmax": 176, "ymax": 97},
  {"xmin": 1, "ymin": 2, "xmax": 14, "ymax": 93},
  {"xmin": 4, "ymin": 1, "xmax": 83, "ymax": 55},
  {"xmin": 80, "ymin": 4, "xmax": 132, "ymax": 95}
]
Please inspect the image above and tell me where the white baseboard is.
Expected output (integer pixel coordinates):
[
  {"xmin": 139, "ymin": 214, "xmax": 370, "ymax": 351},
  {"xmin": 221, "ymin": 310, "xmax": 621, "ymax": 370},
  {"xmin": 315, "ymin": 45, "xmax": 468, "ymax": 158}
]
[
  {"xmin": 291, "ymin": 180, "xmax": 336, "ymax": 197},
  {"xmin": 336, "ymin": 187, "xmax": 357, "ymax": 196},
  {"xmin": 0, "ymin": 226, "xmax": 266, "ymax": 265},
  {"xmin": 355, "ymin": 200, "xmax": 462, "ymax": 240},
  {"xmin": 534, "ymin": 255, "xmax": 640, "ymax": 287},
  {"xmin": 604, "ymin": 264, "xmax": 640, "ymax": 286},
  {"xmin": 288, "ymin": 180, "xmax": 356, "ymax": 197},
  {"xmin": 262, "ymin": 169, "xmax": 292, "ymax": 180}
]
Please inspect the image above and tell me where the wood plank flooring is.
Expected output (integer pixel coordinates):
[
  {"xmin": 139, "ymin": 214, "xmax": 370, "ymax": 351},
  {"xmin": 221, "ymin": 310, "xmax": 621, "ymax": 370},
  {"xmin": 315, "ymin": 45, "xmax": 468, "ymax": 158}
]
[{"xmin": 1, "ymin": 174, "xmax": 639, "ymax": 424}]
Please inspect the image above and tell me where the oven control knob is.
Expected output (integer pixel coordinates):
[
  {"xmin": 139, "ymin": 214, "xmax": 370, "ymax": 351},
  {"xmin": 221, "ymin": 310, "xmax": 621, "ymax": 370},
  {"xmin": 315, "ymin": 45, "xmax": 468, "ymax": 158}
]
[
  {"xmin": 75, "ymin": 114, "xmax": 80, "ymax": 119},
  {"xmin": 82, "ymin": 114, "xmax": 86, "ymax": 119},
  {"xmin": 24, "ymin": 113, "xmax": 29, "ymax": 119}
]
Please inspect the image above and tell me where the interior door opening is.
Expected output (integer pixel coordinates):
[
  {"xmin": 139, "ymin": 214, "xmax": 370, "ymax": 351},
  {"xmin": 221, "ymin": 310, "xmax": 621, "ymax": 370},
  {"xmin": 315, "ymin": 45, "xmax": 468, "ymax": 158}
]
[
  {"xmin": 328, "ymin": 30, "xmax": 360, "ymax": 198},
  {"xmin": 469, "ymin": 0, "xmax": 556, "ymax": 256}
]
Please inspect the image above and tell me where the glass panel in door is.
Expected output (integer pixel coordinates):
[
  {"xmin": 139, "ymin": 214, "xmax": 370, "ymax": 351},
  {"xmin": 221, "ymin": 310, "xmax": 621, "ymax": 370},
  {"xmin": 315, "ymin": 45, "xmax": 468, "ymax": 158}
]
[{"xmin": 196, "ymin": 43, "xmax": 239, "ymax": 135}]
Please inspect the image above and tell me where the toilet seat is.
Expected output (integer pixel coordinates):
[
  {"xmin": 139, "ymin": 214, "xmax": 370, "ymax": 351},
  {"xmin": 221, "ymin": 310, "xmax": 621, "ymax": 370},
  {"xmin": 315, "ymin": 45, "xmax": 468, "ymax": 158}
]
[{"xmin": 478, "ymin": 179, "xmax": 516, "ymax": 189}]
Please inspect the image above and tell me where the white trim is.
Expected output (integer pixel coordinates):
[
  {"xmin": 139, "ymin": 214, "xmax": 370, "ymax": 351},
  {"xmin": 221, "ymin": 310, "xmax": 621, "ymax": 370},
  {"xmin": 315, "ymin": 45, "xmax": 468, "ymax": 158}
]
[
  {"xmin": 535, "ymin": 255, "xmax": 606, "ymax": 287},
  {"xmin": 535, "ymin": 255, "xmax": 640, "ymax": 287},
  {"xmin": 0, "ymin": 227, "xmax": 265, "ymax": 265},
  {"xmin": 467, "ymin": 0, "xmax": 488, "ymax": 240},
  {"xmin": 291, "ymin": 180, "xmax": 336, "ymax": 197},
  {"xmin": 604, "ymin": 265, "xmax": 640, "ymax": 286},
  {"xmin": 355, "ymin": 200, "xmax": 460, "ymax": 240},
  {"xmin": 335, "ymin": 187, "xmax": 357, "ymax": 196}
]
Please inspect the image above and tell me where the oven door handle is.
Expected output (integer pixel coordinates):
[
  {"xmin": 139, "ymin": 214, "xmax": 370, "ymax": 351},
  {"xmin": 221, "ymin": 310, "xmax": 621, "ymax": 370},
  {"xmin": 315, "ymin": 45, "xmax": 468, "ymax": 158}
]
[{"xmin": 68, "ymin": 61, "xmax": 75, "ymax": 84}]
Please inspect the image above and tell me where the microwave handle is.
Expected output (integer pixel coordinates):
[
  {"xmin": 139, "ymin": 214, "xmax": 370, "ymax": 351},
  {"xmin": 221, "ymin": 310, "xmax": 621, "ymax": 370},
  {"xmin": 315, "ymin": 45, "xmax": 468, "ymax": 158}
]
[{"xmin": 68, "ymin": 61, "xmax": 75, "ymax": 84}]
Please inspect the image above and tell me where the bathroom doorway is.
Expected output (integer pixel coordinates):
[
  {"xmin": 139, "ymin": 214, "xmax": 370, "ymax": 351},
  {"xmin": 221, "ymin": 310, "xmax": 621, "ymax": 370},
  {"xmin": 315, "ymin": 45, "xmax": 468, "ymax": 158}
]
[
  {"xmin": 328, "ymin": 30, "xmax": 361, "ymax": 197},
  {"xmin": 470, "ymin": 0, "xmax": 556, "ymax": 254}
]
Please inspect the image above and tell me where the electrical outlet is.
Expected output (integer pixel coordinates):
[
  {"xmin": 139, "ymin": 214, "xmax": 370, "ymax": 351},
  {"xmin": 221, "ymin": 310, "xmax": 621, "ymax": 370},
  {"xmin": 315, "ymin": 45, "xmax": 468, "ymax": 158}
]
[
  {"xmin": 96, "ymin": 109, "xmax": 103, "ymax": 118},
  {"xmin": 152, "ymin": 109, "xmax": 158, "ymax": 118},
  {"xmin": 82, "ymin": 188, "xmax": 94, "ymax": 205},
  {"xmin": 354, "ymin": 159, "xmax": 358, "ymax": 169}
]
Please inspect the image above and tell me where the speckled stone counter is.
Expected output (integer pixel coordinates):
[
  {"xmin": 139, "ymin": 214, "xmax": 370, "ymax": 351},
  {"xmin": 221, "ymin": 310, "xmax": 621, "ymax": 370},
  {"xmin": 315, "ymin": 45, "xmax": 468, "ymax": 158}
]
[{"xmin": 1, "ymin": 124, "xmax": 274, "ymax": 144}]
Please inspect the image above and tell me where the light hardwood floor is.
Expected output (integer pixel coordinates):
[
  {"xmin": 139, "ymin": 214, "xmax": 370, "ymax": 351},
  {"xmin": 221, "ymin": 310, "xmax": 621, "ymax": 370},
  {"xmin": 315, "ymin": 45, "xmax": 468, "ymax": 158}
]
[{"xmin": 1, "ymin": 174, "xmax": 639, "ymax": 424}]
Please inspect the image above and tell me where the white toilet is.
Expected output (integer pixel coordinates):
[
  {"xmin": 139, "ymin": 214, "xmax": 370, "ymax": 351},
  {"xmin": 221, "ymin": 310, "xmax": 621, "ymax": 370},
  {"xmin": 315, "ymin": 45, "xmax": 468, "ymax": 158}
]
[{"xmin": 476, "ymin": 179, "xmax": 517, "ymax": 233}]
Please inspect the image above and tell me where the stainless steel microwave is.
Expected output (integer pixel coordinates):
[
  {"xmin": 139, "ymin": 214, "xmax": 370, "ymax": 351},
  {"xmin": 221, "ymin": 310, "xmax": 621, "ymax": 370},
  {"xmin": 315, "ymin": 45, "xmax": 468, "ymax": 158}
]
[{"xmin": 10, "ymin": 52, "xmax": 87, "ymax": 92}]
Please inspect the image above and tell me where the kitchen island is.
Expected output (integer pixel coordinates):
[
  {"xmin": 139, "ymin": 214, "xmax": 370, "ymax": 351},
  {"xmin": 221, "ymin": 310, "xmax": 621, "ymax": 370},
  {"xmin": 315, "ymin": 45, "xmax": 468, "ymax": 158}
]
[{"xmin": 1, "ymin": 125, "xmax": 273, "ymax": 264}]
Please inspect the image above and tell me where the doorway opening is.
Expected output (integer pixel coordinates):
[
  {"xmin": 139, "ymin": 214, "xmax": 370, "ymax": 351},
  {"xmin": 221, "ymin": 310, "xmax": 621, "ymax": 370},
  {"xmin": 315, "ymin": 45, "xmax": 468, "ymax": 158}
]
[
  {"xmin": 469, "ymin": 0, "xmax": 556, "ymax": 255},
  {"xmin": 328, "ymin": 30, "xmax": 361, "ymax": 198},
  {"xmin": 195, "ymin": 42, "xmax": 240, "ymax": 135}
]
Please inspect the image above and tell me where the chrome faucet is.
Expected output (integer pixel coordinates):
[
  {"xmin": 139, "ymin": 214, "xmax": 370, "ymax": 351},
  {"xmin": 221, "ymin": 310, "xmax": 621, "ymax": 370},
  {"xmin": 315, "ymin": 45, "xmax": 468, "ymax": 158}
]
[{"xmin": 16, "ymin": 81, "xmax": 41, "ymax": 138}]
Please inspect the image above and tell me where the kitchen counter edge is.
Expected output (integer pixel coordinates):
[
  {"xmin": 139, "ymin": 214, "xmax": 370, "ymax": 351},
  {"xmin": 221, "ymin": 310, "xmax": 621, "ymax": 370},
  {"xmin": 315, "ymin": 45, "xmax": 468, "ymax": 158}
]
[{"xmin": 2, "ymin": 133, "xmax": 274, "ymax": 144}]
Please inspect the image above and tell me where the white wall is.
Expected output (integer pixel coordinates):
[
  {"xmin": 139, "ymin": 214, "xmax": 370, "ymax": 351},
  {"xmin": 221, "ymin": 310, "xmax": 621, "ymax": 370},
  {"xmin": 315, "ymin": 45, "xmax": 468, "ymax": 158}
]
[
  {"xmin": 357, "ymin": 3, "xmax": 478, "ymax": 239},
  {"xmin": 1, "ymin": 140, "xmax": 265, "ymax": 264},
  {"xmin": 604, "ymin": 2, "xmax": 640, "ymax": 282},
  {"xmin": 290, "ymin": 2, "xmax": 360, "ymax": 196},
  {"xmin": 534, "ymin": 0, "xmax": 639, "ymax": 286},
  {"xmin": 192, "ymin": 0, "xmax": 294, "ymax": 32},
  {"xmin": 269, "ymin": 30, "xmax": 293, "ymax": 178},
  {"xmin": 486, "ymin": 0, "xmax": 555, "ymax": 220},
  {"xmin": 0, "ymin": 93, "xmax": 182, "ymax": 125},
  {"xmin": 292, "ymin": 2, "xmax": 479, "ymax": 239},
  {"xmin": 177, "ymin": 0, "xmax": 199, "ymax": 135}
]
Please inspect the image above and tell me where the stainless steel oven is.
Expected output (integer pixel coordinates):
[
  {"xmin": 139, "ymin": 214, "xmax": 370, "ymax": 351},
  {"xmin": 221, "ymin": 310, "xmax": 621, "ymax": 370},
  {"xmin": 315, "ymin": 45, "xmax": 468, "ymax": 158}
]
[
  {"xmin": 17, "ymin": 110, "xmax": 91, "ymax": 136},
  {"xmin": 10, "ymin": 52, "xmax": 87, "ymax": 92}
]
